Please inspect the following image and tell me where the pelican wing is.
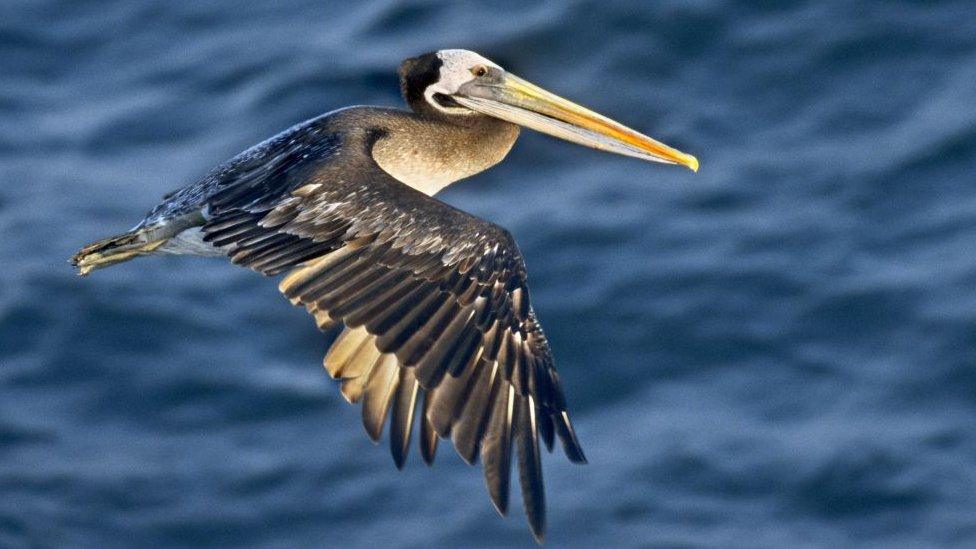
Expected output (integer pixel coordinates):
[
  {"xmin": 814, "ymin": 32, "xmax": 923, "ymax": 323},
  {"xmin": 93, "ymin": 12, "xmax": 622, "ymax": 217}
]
[{"xmin": 199, "ymin": 137, "xmax": 585, "ymax": 542}]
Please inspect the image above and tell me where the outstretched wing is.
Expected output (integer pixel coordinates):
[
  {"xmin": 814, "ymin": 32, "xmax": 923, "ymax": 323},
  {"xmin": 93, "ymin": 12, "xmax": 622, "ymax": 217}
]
[{"xmin": 199, "ymin": 129, "xmax": 585, "ymax": 542}]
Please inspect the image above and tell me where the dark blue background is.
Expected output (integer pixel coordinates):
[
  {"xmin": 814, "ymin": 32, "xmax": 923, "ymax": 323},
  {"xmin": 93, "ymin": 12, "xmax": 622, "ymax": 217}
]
[{"xmin": 2, "ymin": 1, "xmax": 975, "ymax": 547}]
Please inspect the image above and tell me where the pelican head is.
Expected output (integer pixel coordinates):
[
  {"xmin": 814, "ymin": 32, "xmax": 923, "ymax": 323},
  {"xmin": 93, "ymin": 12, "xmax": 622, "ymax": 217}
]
[{"xmin": 398, "ymin": 49, "xmax": 698, "ymax": 172}]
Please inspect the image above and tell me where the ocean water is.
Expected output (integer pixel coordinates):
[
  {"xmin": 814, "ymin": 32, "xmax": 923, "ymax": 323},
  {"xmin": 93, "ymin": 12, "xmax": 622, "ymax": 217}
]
[{"xmin": 2, "ymin": 1, "xmax": 976, "ymax": 547}]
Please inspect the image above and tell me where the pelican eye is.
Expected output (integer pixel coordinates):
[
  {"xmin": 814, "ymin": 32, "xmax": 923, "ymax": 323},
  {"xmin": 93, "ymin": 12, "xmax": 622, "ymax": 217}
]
[{"xmin": 471, "ymin": 65, "xmax": 489, "ymax": 77}]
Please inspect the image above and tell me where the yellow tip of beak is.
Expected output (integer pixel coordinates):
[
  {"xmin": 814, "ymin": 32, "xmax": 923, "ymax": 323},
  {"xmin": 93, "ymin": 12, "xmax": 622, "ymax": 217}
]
[{"xmin": 685, "ymin": 154, "xmax": 699, "ymax": 173}]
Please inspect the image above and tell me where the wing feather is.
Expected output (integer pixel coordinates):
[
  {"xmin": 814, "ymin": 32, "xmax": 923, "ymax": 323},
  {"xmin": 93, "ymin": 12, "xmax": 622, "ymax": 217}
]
[
  {"xmin": 482, "ymin": 383, "xmax": 514, "ymax": 515},
  {"xmin": 389, "ymin": 368, "xmax": 420, "ymax": 469},
  {"xmin": 516, "ymin": 395, "xmax": 546, "ymax": 542},
  {"xmin": 419, "ymin": 389, "xmax": 439, "ymax": 465},
  {"xmin": 362, "ymin": 354, "xmax": 400, "ymax": 441},
  {"xmin": 452, "ymin": 359, "xmax": 500, "ymax": 464},
  {"xmin": 323, "ymin": 325, "xmax": 371, "ymax": 379},
  {"xmin": 197, "ymin": 134, "xmax": 584, "ymax": 541}
]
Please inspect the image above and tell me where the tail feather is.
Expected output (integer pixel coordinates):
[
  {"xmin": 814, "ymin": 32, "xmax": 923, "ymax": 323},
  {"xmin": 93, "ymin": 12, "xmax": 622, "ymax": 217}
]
[{"xmin": 70, "ymin": 229, "xmax": 167, "ymax": 276}]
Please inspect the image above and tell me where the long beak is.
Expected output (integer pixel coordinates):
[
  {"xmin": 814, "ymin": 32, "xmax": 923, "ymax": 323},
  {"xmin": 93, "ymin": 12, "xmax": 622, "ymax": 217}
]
[{"xmin": 453, "ymin": 73, "xmax": 698, "ymax": 171}]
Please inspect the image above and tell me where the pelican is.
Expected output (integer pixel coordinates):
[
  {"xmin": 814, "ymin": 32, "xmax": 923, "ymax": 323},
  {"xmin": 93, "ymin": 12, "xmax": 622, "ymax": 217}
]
[{"xmin": 71, "ymin": 49, "xmax": 698, "ymax": 542}]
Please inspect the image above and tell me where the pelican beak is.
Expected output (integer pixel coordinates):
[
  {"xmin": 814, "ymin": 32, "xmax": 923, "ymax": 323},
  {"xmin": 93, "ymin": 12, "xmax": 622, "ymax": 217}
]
[{"xmin": 453, "ymin": 73, "xmax": 698, "ymax": 172}]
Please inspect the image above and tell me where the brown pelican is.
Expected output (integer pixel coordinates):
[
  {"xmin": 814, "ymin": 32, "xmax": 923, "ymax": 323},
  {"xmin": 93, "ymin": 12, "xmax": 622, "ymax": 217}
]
[{"xmin": 71, "ymin": 49, "xmax": 698, "ymax": 542}]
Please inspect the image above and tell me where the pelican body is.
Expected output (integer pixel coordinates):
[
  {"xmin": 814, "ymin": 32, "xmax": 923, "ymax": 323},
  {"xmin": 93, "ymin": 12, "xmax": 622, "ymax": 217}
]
[{"xmin": 71, "ymin": 50, "xmax": 697, "ymax": 542}]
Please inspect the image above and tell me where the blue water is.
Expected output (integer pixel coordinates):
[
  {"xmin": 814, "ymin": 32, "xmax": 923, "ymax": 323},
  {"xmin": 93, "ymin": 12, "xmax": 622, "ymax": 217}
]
[{"xmin": 3, "ymin": 1, "xmax": 976, "ymax": 547}]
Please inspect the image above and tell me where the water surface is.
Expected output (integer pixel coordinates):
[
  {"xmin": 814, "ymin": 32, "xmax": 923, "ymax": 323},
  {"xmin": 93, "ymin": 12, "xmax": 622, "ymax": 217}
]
[{"xmin": 2, "ymin": 1, "xmax": 976, "ymax": 547}]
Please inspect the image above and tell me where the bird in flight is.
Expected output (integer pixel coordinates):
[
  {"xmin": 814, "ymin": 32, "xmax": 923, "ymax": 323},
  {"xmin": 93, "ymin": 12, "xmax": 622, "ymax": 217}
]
[{"xmin": 72, "ymin": 49, "xmax": 698, "ymax": 542}]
